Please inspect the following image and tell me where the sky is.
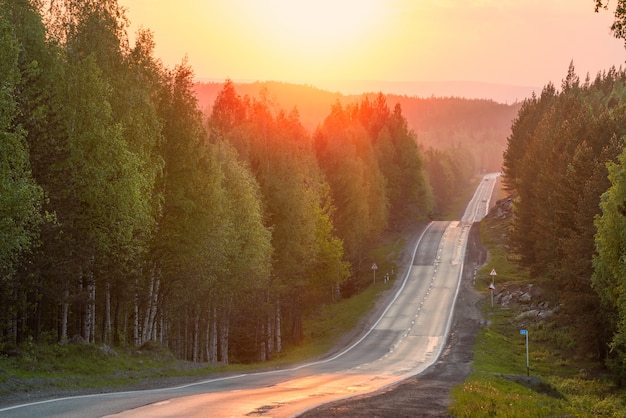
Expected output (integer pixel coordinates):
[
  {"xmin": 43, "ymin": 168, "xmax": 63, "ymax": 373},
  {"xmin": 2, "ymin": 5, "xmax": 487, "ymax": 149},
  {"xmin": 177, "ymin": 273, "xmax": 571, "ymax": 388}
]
[{"xmin": 118, "ymin": 0, "xmax": 626, "ymax": 101}]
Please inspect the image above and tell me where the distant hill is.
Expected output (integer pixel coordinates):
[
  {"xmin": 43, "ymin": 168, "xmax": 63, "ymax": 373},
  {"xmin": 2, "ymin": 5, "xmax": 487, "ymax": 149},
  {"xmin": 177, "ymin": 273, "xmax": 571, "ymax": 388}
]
[
  {"xmin": 194, "ymin": 81, "xmax": 522, "ymax": 171},
  {"xmin": 194, "ymin": 81, "xmax": 349, "ymax": 133},
  {"xmin": 301, "ymin": 80, "xmax": 538, "ymax": 104}
]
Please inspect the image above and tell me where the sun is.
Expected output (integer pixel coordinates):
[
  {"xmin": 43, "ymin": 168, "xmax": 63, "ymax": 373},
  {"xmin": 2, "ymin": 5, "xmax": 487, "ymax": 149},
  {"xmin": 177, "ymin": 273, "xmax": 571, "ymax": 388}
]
[
  {"xmin": 259, "ymin": 0, "xmax": 381, "ymax": 46},
  {"xmin": 235, "ymin": 0, "xmax": 389, "ymax": 72}
]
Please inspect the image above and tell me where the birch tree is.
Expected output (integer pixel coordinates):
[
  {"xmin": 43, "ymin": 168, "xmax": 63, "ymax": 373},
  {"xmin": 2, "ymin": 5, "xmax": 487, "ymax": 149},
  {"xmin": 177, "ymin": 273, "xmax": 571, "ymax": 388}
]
[{"xmin": 0, "ymin": 5, "xmax": 44, "ymax": 343}]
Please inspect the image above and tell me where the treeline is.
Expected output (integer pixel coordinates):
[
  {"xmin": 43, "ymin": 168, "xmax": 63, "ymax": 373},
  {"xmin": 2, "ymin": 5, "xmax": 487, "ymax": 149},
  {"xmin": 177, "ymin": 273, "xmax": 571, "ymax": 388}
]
[
  {"xmin": 0, "ymin": 0, "xmax": 475, "ymax": 363},
  {"xmin": 502, "ymin": 63, "xmax": 626, "ymax": 382},
  {"xmin": 195, "ymin": 82, "xmax": 520, "ymax": 173}
]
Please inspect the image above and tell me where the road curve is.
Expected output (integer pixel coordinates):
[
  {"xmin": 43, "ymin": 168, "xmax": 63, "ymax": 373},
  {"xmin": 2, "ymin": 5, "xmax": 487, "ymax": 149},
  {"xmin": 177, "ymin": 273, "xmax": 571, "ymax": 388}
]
[{"xmin": 0, "ymin": 174, "xmax": 498, "ymax": 418}]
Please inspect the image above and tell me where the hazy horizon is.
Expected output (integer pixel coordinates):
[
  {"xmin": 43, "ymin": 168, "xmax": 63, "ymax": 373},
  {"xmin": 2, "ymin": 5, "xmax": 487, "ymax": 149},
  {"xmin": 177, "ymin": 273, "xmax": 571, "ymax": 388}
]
[
  {"xmin": 196, "ymin": 78, "xmax": 540, "ymax": 104},
  {"xmin": 120, "ymin": 0, "xmax": 625, "ymax": 103}
]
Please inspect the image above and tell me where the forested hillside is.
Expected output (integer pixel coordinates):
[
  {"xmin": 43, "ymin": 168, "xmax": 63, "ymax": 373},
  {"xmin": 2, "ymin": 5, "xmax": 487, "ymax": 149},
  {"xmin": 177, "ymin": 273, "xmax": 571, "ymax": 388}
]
[
  {"xmin": 195, "ymin": 82, "xmax": 521, "ymax": 174},
  {"xmin": 0, "ymin": 0, "xmax": 484, "ymax": 364},
  {"xmin": 502, "ymin": 63, "xmax": 626, "ymax": 383}
]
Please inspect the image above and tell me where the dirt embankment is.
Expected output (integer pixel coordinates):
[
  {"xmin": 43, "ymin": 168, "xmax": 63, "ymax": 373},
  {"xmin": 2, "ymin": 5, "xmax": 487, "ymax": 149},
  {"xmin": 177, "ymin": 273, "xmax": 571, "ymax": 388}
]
[{"xmin": 299, "ymin": 222, "xmax": 488, "ymax": 417}]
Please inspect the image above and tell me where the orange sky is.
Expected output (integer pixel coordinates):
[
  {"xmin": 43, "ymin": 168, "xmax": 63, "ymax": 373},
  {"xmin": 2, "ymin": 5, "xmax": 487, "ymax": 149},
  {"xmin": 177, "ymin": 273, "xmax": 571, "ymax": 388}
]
[{"xmin": 118, "ymin": 0, "xmax": 625, "ymax": 101}]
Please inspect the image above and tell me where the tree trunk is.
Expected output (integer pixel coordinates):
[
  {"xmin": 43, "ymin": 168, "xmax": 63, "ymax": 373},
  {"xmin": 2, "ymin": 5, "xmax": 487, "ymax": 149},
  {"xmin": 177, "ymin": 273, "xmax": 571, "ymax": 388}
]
[
  {"xmin": 159, "ymin": 314, "xmax": 164, "ymax": 345},
  {"xmin": 141, "ymin": 264, "xmax": 160, "ymax": 345},
  {"xmin": 204, "ymin": 305, "xmax": 210, "ymax": 363},
  {"xmin": 210, "ymin": 305, "xmax": 217, "ymax": 363},
  {"xmin": 276, "ymin": 301, "xmax": 282, "ymax": 353},
  {"xmin": 291, "ymin": 310, "xmax": 302, "ymax": 346},
  {"xmin": 113, "ymin": 296, "xmax": 120, "ymax": 345},
  {"xmin": 87, "ymin": 277, "xmax": 95, "ymax": 343},
  {"xmin": 16, "ymin": 290, "xmax": 26, "ymax": 345},
  {"xmin": 265, "ymin": 295, "xmax": 274, "ymax": 359},
  {"xmin": 259, "ymin": 321, "xmax": 266, "ymax": 362},
  {"xmin": 104, "ymin": 280, "xmax": 111, "ymax": 345},
  {"xmin": 192, "ymin": 308, "xmax": 199, "ymax": 363},
  {"xmin": 149, "ymin": 275, "xmax": 160, "ymax": 342},
  {"xmin": 184, "ymin": 309, "xmax": 189, "ymax": 360},
  {"xmin": 133, "ymin": 288, "xmax": 140, "ymax": 346},
  {"xmin": 81, "ymin": 267, "xmax": 96, "ymax": 343},
  {"xmin": 141, "ymin": 274, "xmax": 154, "ymax": 344},
  {"xmin": 265, "ymin": 317, "xmax": 272, "ymax": 361},
  {"xmin": 60, "ymin": 288, "xmax": 69, "ymax": 342},
  {"xmin": 205, "ymin": 302, "xmax": 218, "ymax": 363},
  {"xmin": 219, "ymin": 315, "xmax": 229, "ymax": 365},
  {"xmin": 34, "ymin": 295, "xmax": 42, "ymax": 343}
]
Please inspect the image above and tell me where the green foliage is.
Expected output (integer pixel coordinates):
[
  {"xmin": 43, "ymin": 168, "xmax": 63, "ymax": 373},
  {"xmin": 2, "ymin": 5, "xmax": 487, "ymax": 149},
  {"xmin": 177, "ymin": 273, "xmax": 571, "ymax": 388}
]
[
  {"xmin": 593, "ymin": 142, "xmax": 626, "ymax": 383},
  {"xmin": 0, "ymin": 7, "xmax": 43, "ymax": 277},
  {"xmin": 450, "ymin": 206, "xmax": 626, "ymax": 417},
  {"xmin": 596, "ymin": 1, "xmax": 626, "ymax": 45},
  {"xmin": 0, "ymin": 0, "xmax": 436, "ymax": 368},
  {"xmin": 423, "ymin": 146, "xmax": 475, "ymax": 217},
  {"xmin": 502, "ymin": 64, "xmax": 626, "ymax": 366},
  {"xmin": 314, "ymin": 100, "xmax": 388, "ymax": 266}
]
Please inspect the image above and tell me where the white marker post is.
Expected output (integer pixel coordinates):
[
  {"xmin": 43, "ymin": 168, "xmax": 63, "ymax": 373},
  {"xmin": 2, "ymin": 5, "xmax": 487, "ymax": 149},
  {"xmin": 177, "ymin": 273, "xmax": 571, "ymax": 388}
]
[
  {"xmin": 489, "ymin": 282, "xmax": 495, "ymax": 308},
  {"xmin": 520, "ymin": 329, "xmax": 529, "ymax": 376},
  {"xmin": 371, "ymin": 263, "xmax": 378, "ymax": 285}
]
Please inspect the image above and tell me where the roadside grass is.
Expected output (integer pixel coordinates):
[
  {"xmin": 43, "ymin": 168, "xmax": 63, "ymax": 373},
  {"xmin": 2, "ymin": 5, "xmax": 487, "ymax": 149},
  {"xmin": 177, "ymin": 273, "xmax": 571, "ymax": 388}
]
[
  {"xmin": 0, "ymin": 340, "xmax": 237, "ymax": 393},
  {"xmin": 449, "ymin": 203, "xmax": 626, "ymax": 417},
  {"xmin": 0, "ymin": 230, "xmax": 407, "ymax": 398}
]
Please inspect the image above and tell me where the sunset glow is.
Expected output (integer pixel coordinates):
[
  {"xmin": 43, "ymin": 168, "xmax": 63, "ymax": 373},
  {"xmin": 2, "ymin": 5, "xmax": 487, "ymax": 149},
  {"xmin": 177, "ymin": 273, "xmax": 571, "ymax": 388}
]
[
  {"xmin": 218, "ymin": 0, "xmax": 393, "ymax": 81},
  {"xmin": 119, "ymin": 0, "xmax": 626, "ymax": 98}
]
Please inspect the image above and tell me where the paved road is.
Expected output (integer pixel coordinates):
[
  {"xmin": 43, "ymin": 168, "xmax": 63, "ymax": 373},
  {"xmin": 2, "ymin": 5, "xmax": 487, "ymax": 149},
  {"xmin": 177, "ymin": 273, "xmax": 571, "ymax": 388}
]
[{"xmin": 0, "ymin": 174, "xmax": 498, "ymax": 418}]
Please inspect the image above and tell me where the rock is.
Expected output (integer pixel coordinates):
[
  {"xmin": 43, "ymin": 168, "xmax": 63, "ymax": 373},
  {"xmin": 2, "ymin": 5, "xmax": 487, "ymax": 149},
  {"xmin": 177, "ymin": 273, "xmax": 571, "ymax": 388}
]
[
  {"xmin": 516, "ymin": 309, "xmax": 540, "ymax": 321},
  {"xmin": 100, "ymin": 345, "xmax": 119, "ymax": 357}
]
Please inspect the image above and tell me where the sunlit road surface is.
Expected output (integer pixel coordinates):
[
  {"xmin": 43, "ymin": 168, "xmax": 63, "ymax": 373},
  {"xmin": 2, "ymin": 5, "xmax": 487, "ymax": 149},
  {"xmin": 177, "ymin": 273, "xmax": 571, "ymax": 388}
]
[{"xmin": 0, "ymin": 174, "xmax": 498, "ymax": 418}]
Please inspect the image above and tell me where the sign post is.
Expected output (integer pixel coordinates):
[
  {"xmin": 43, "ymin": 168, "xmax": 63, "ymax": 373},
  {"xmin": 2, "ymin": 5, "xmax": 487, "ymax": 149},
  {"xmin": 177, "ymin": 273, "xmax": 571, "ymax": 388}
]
[
  {"xmin": 490, "ymin": 268, "xmax": 497, "ymax": 284},
  {"xmin": 371, "ymin": 263, "xmax": 378, "ymax": 285},
  {"xmin": 489, "ymin": 282, "xmax": 495, "ymax": 308},
  {"xmin": 520, "ymin": 329, "xmax": 529, "ymax": 376}
]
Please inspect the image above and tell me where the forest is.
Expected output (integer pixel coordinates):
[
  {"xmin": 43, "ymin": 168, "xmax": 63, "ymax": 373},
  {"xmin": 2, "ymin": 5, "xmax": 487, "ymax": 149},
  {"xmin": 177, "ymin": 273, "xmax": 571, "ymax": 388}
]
[
  {"xmin": 502, "ymin": 63, "xmax": 626, "ymax": 383},
  {"xmin": 0, "ymin": 0, "xmax": 488, "ymax": 363},
  {"xmin": 195, "ymin": 81, "xmax": 521, "ymax": 174}
]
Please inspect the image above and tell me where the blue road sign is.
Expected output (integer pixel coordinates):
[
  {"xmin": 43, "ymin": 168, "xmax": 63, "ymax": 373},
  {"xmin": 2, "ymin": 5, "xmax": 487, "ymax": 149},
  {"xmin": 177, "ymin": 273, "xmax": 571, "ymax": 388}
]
[{"xmin": 520, "ymin": 329, "xmax": 528, "ymax": 335}]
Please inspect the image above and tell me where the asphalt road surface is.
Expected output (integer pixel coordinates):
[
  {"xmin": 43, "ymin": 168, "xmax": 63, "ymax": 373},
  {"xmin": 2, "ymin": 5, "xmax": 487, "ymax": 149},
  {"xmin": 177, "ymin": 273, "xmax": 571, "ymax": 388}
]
[{"xmin": 0, "ymin": 174, "xmax": 497, "ymax": 418}]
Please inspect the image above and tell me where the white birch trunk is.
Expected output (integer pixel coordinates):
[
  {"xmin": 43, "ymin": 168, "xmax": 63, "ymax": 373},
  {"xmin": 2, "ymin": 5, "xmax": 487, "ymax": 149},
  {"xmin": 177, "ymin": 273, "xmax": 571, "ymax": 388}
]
[
  {"xmin": 260, "ymin": 322, "xmax": 266, "ymax": 362},
  {"xmin": 141, "ymin": 273, "xmax": 154, "ymax": 344},
  {"xmin": 148, "ymin": 276, "xmax": 159, "ymax": 341},
  {"xmin": 141, "ymin": 265, "xmax": 160, "ymax": 345},
  {"xmin": 220, "ymin": 315, "xmax": 229, "ymax": 365},
  {"xmin": 266, "ymin": 293, "xmax": 274, "ymax": 358}
]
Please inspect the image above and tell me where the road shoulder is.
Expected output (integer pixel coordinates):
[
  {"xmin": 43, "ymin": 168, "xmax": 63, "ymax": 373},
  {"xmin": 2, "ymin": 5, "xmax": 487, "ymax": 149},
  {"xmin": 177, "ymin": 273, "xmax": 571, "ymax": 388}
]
[{"xmin": 298, "ymin": 222, "xmax": 486, "ymax": 417}]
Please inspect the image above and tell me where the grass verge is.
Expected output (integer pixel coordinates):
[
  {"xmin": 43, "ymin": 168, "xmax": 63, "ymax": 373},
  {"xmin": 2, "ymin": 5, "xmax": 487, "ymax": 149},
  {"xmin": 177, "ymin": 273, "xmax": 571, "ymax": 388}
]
[{"xmin": 448, "ymin": 200, "xmax": 626, "ymax": 417}]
